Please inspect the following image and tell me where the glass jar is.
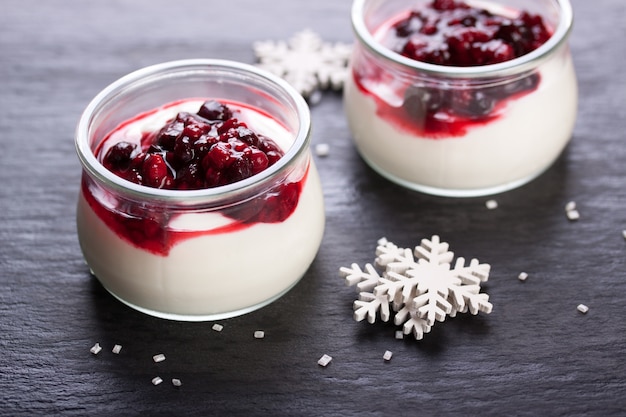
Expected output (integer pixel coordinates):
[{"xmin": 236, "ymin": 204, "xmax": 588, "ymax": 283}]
[
  {"xmin": 75, "ymin": 59, "xmax": 325, "ymax": 321},
  {"xmin": 344, "ymin": 0, "xmax": 577, "ymax": 197}
]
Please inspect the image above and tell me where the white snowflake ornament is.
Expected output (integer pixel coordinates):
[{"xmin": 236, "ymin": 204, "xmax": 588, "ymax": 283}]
[
  {"xmin": 340, "ymin": 236, "xmax": 493, "ymax": 340},
  {"xmin": 253, "ymin": 29, "xmax": 352, "ymax": 98}
]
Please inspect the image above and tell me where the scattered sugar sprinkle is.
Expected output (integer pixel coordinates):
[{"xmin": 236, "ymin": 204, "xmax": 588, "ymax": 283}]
[
  {"xmin": 485, "ymin": 199, "xmax": 498, "ymax": 210},
  {"xmin": 153, "ymin": 353, "xmax": 166, "ymax": 363},
  {"xmin": 565, "ymin": 201, "xmax": 579, "ymax": 221},
  {"xmin": 383, "ymin": 350, "xmax": 393, "ymax": 361},
  {"xmin": 395, "ymin": 330, "xmax": 404, "ymax": 340},
  {"xmin": 518, "ymin": 272, "xmax": 528, "ymax": 282},
  {"xmin": 577, "ymin": 304, "xmax": 589, "ymax": 314},
  {"xmin": 565, "ymin": 201, "xmax": 577, "ymax": 212},
  {"xmin": 314, "ymin": 143, "xmax": 330, "ymax": 157},
  {"xmin": 308, "ymin": 90, "xmax": 323, "ymax": 106},
  {"xmin": 90, "ymin": 343, "xmax": 102, "ymax": 355},
  {"xmin": 254, "ymin": 330, "xmax": 265, "ymax": 339},
  {"xmin": 172, "ymin": 378, "xmax": 182, "ymax": 387},
  {"xmin": 152, "ymin": 376, "xmax": 163, "ymax": 386},
  {"xmin": 318, "ymin": 354, "xmax": 333, "ymax": 367},
  {"xmin": 212, "ymin": 323, "xmax": 224, "ymax": 332},
  {"xmin": 112, "ymin": 344, "xmax": 122, "ymax": 354},
  {"xmin": 566, "ymin": 209, "xmax": 580, "ymax": 221}
]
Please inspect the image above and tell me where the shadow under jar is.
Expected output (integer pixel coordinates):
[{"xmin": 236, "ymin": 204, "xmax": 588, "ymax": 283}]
[
  {"xmin": 344, "ymin": 0, "xmax": 577, "ymax": 197},
  {"xmin": 75, "ymin": 59, "xmax": 325, "ymax": 321}
]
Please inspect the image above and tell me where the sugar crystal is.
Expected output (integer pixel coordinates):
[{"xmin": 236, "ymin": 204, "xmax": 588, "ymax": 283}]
[{"xmin": 318, "ymin": 354, "xmax": 333, "ymax": 367}]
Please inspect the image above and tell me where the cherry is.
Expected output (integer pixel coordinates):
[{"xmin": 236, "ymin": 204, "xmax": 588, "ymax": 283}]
[
  {"xmin": 156, "ymin": 121, "xmax": 183, "ymax": 150},
  {"xmin": 103, "ymin": 142, "xmax": 137, "ymax": 172},
  {"xmin": 404, "ymin": 84, "xmax": 450, "ymax": 120},
  {"xmin": 446, "ymin": 27, "xmax": 492, "ymax": 66},
  {"xmin": 206, "ymin": 141, "xmax": 235, "ymax": 171},
  {"xmin": 240, "ymin": 182, "xmax": 302, "ymax": 224},
  {"xmin": 176, "ymin": 162, "xmax": 204, "ymax": 190},
  {"xmin": 173, "ymin": 135, "xmax": 195, "ymax": 164},
  {"xmin": 432, "ymin": 0, "xmax": 466, "ymax": 11},
  {"xmin": 141, "ymin": 154, "xmax": 171, "ymax": 188},
  {"xmin": 197, "ymin": 100, "xmax": 233, "ymax": 121}
]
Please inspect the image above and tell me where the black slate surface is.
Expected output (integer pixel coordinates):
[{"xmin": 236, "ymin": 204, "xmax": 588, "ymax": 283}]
[{"xmin": 1, "ymin": 0, "xmax": 625, "ymax": 416}]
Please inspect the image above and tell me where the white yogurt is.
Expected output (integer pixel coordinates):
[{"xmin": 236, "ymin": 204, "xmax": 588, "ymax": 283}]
[
  {"xmin": 344, "ymin": 51, "xmax": 578, "ymax": 196},
  {"xmin": 77, "ymin": 101, "xmax": 325, "ymax": 320}
]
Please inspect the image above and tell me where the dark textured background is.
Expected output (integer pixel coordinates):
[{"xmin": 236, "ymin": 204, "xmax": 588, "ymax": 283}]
[{"xmin": 1, "ymin": 1, "xmax": 625, "ymax": 415}]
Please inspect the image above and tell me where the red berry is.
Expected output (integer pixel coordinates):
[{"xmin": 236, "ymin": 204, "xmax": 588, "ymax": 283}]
[
  {"xmin": 103, "ymin": 142, "xmax": 137, "ymax": 172},
  {"xmin": 432, "ymin": 0, "xmax": 463, "ymax": 11},
  {"xmin": 156, "ymin": 121, "xmax": 184, "ymax": 150},
  {"xmin": 197, "ymin": 100, "xmax": 233, "ymax": 121},
  {"xmin": 141, "ymin": 154, "xmax": 171, "ymax": 188},
  {"xmin": 247, "ymin": 148, "xmax": 269, "ymax": 175},
  {"xmin": 206, "ymin": 142, "xmax": 235, "ymax": 170}
]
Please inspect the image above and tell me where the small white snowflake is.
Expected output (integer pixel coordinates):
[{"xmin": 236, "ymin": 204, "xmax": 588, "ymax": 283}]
[
  {"xmin": 253, "ymin": 29, "xmax": 352, "ymax": 98},
  {"xmin": 340, "ymin": 235, "xmax": 493, "ymax": 340}
]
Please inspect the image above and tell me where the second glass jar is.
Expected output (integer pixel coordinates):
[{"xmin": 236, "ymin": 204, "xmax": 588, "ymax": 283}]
[{"xmin": 344, "ymin": 0, "xmax": 578, "ymax": 197}]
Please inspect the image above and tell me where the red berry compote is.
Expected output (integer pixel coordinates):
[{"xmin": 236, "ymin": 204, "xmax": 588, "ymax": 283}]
[
  {"xmin": 344, "ymin": 0, "xmax": 577, "ymax": 196},
  {"xmin": 76, "ymin": 60, "xmax": 325, "ymax": 320}
]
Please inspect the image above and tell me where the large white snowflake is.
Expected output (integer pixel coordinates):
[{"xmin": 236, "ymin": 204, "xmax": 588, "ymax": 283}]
[
  {"xmin": 340, "ymin": 236, "xmax": 493, "ymax": 340},
  {"xmin": 253, "ymin": 29, "xmax": 352, "ymax": 99}
]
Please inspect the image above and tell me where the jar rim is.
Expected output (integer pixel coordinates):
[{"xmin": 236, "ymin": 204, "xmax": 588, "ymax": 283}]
[
  {"xmin": 75, "ymin": 59, "xmax": 311, "ymax": 204},
  {"xmin": 351, "ymin": 0, "xmax": 574, "ymax": 78}
]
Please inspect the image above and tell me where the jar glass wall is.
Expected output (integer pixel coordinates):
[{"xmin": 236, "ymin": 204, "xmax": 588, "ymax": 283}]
[{"xmin": 75, "ymin": 59, "xmax": 325, "ymax": 321}]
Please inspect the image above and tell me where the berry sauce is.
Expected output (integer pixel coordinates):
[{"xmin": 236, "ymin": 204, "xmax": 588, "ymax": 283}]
[
  {"xmin": 353, "ymin": 0, "xmax": 551, "ymax": 137},
  {"xmin": 83, "ymin": 99, "xmax": 306, "ymax": 256}
]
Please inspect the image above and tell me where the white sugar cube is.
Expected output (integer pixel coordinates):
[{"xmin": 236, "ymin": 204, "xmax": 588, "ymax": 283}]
[
  {"xmin": 308, "ymin": 90, "xmax": 323, "ymax": 106},
  {"xmin": 212, "ymin": 324, "xmax": 224, "ymax": 332},
  {"xmin": 153, "ymin": 353, "xmax": 166, "ymax": 363},
  {"xmin": 318, "ymin": 354, "xmax": 333, "ymax": 367},
  {"xmin": 254, "ymin": 330, "xmax": 265, "ymax": 339},
  {"xmin": 152, "ymin": 376, "xmax": 163, "ymax": 386},
  {"xmin": 565, "ymin": 201, "xmax": 577, "ymax": 212},
  {"xmin": 314, "ymin": 143, "xmax": 330, "ymax": 157},
  {"xmin": 395, "ymin": 330, "xmax": 404, "ymax": 340},
  {"xmin": 383, "ymin": 350, "xmax": 393, "ymax": 361},
  {"xmin": 566, "ymin": 209, "xmax": 580, "ymax": 221},
  {"xmin": 577, "ymin": 304, "xmax": 589, "ymax": 314},
  {"xmin": 518, "ymin": 272, "xmax": 529, "ymax": 281},
  {"xmin": 485, "ymin": 199, "xmax": 498, "ymax": 210},
  {"xmin": 172, "ymin": 378, "xmax": 182, "ymax": 387},
  {"xmin": 90, "ymin": 343, "xmax": 102, "ymax": 355},
  {"xmin": 112, "ymin": 344, "xmax": 122, "ymax": 354}
]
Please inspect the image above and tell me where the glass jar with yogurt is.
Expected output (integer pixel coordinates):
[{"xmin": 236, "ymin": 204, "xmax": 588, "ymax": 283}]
[
  {"xmin": 75, "ymin": 59, "xmax": 325, "ymax": 321},
  {"xmin": 344, "ymin": 0, "xmax": 577, "ymax": 197}
]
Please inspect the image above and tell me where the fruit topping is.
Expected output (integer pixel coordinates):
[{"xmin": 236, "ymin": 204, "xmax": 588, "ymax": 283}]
[
  {"xmin": 100, "ymin": 100, "xmax": 285, "ymax": 191},
  {"xmin": 390, "ymin": 0, "xmax": 551, "ymax": 67},
  {"xmin": 87, "ymin": 99, "xmax": 306, "ymax": 255}
]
